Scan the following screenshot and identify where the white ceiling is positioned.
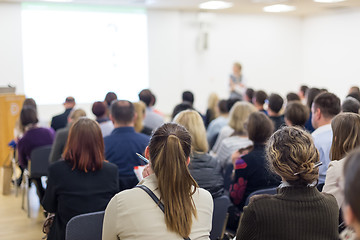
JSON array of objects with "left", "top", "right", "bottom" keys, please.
[{"left": 4, "top": 0, "right": 360, "bottom": 16}]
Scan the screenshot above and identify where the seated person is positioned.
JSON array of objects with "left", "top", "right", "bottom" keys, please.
[
  {"left": 102, "top": 123, "right": 213, "bottom": 240},
  {"left": 341, "top": 97, "right": 360, "bottom": 114},
  {"left": 207, "top": 99, "right": 229, "bottom": 149},
  {"left": 286, "top": 92, "right": 301, "bottom": 102},
  {"left": 284, "top": 101, "right": 309, "bottom": 128},
  {"left": 133, "top": 101, "right": 153, "bottom": 136},
  {"left": 92, "top": 101, "right": 114, "bottom": 137},
  {"left": 51, "top": 97, "right": 75, "bottom": 131},
  {"left": 268, "top": 93, "right": 285, "bottom": 131},
  {"left": 236, "top": 126, "right": 339, "bottom": 240},
  {"left": 252, "top": 90, "right": 268, "bottom": 115},
  {"left": 204, "top": 93, "right": 219, "bottom": 128},
  {"left": 138, "top": 89, "right": 164, "bottom": 131}
]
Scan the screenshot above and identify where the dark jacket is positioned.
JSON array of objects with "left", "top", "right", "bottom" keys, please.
[
  {"left": 49, "top": 126, "right": 70, "bottom": 163},
  {"left": 42, "top": 160, "right": 119, "bottom": 240},
  {"left": 51, "top": 108, "right": 72, "bottom": 131},
  {"left": 189, "top": 152, "right": 224, "bottom": 198}
]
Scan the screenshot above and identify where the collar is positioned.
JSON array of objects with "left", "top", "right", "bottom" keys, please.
[
  {"left": 111, "top": 126, "right": 135, "bottom": 134},
  {"left": 312, "top": 124, "right": 332, "bottom": 136}
]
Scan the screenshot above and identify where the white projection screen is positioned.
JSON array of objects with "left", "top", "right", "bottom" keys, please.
[{"left": 22, "top": 3, "right": 149, "bottom": 104}]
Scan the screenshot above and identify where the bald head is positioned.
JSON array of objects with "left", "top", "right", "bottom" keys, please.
[{"left": 110, "top": 100, "right": 135, "bottom": 125}]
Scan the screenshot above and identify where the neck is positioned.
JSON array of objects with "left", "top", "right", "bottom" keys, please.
[
  {"left": 114, "top": 122, "right": 134, "bottom": 128},
  {"left": 315, "top": 118, "right": 332, "bottom": 129},
  {"left": 268, "top": 110, "right": 279, "bottom": 117}
]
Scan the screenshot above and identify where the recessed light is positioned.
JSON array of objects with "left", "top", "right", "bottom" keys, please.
[
  {"left": 263, "top": 4, "right": 296, "bottom": 12},
  {"left": 199, "top": 1, "right": 234, "bottom": 10},
  {"left": 313, "top": 0, "right": 346, "bottom": 3}
]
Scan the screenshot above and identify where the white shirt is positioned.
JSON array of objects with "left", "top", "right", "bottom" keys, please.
[
  {"left": 144, "top": 107, "right": 164, "bottom": 130},
  {"left": 211, "top": 125, "right": 234, "bottom": 154},
  {"left": 312, "top": 124, "right": 333, "bottom": 184}
]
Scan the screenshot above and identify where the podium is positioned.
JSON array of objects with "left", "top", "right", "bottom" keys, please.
[{"left": 0, "top": 93, "right": 25, "bottom": 195}]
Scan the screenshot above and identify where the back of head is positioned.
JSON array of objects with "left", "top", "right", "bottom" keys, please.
[
  {"left": 218, "top": 99, "right": 228, "bottom": 114},
  {"left": 226, "top": 98, "right": 241, "bottom": 112},
  {"left": 104, "top": 92, "right": 118, "bottom": 107},
  {"left": 110, "top": 100, "right": 135, "bottom": 125},
  {"left": 20, "top": 106, "right": 38, "bottom": 127},
  {"left": 92, "top": 101, "right": 107, "bottom": 118},
  {"left": 254, "top": 90, "right": 268, "bottom": 105},
  {"left": 182, "top": 91, "right": 194, "bottom": 105},
  {"left": 174, "top": 110, "right": 208, "bottom": 153},
  {"left": 228, "top": 101, "right": 257, "bottom": 133},
  {"left": 268, "top": 93, "right": 284, "bottom": 113},
  {"left": 306, "top": 88, "right": 321, "bottom": 109},
  {"left": 247, "top": 112, "right": 274, "bottom": 144},
  {"left": 343, "top": 149, "right": 360, "bottom": 224},
  {"left": 342, "top": 97, "right": 360, "bottom": 114},
  {"left": 64, "top": 96, "right": 76, "bottom": 109},
  {"left": 300, "top": 85, "right": 309, "bottom": 97},
  {"left": 148, "top": 123, "right": 198, "bottom": 238},
  {"left": 347, "top": 92, "right": 360, "bottom": 103},
  {"left": 133, "top": 101, "right": 146, "bottom": 132},
  {"left": 286, "top": 92, "right": 301, "bottom": 102},
  {"left": 266, "top": 126, "right": 319, "bottom": 186},
  {"left": 313, "top": 92, "right": 341, "bottom": 119},
  {"left": 207, "top": 93, "right": 219, "bottom": 110},
  {"left": 138, "top": 89, "right": 153, "bottom": 107},
  {"left": 245, "top": 88, "right": 255, "bottom": 103},
  {"left": 171, "top": 103, "right": 194, "bottom": 120},
  {"left": 23, "top": 98, "right": 37, "bottom": 110},
  {"left": 330, "top": 113, "right": 360, "bottom": 161},
  {"left": 70, "top": 109, "right": 87, "bottom": 122},
  {"left": 349, "top": 86, "right": 360, "bottom": 94},
  {"left": 284, "top": 101, "right": 309, "bottom": 127},
  {"left": 63, "top": 118, "right": 104, "bottom": 172}
]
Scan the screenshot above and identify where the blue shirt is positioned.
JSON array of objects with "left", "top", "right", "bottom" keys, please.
[{"left": 104, "top": 127, "right": 150, "bottom": 177}]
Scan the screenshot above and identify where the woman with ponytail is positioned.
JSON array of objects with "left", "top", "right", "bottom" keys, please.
[{"left": 102, "top": 123, "right": 213, "bottom": 240}]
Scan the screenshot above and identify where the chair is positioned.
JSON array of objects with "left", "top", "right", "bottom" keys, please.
[
  {"left": 244, "top": 187, "right": 278, "bottom": 207},
  {"left": 223, "top": 163, "right": 234, "bottom": 191},
  {"left": 21, "top": 145, "right": 52, "bottom": 217},
  {"left": 66, "top": 211, "right": 105, "bottom": 240},
  {"left": 210, "top": 195, "right": 231, "bottom": 240}
]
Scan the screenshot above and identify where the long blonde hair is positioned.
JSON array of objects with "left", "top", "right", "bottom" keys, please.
[
  {"left": 174, "top": 110, "right": 208, "bottom": 153},
  {"left": 133, "top": 101, "right": 146, "bottom": 133},
  {"left": 148, "top": 123, "right": 198, "bottom": 238},
  {"left": 228, "top": 101, "right": 257, "bottom": 134}
]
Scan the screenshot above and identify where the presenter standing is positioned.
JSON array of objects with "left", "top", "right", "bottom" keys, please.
[{"left": 229, "top": 62, "right": 246, "bottom": 100}]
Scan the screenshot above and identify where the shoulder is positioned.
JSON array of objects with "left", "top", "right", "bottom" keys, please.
[
  {"left": 135, "top": 132, "right": 150, "bottom": 142},
  {"left": 194, "top": 187, "right": 213, "bottom": 205},
  {"left": 48, "top": 160, "right": 70, "bottom": 175},
  {"left": 102, "top": 161, "right": 119, "bottom": 173}
]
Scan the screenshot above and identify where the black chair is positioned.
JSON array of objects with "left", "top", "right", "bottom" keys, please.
[
  {"left": 223, "top": 163, "right": 234, "bottom": 192},
  {"left": 210, "top": 195, "right": 231, "bottom": 240},
  {"left": 21, "top": 145, "right": 52, "bottom": 217},
  {"left": 244, "top": 187, "right": 278, "bottom": 207},
  {"left": 66, "top": 211, "right": 105, "bottom": 240}
]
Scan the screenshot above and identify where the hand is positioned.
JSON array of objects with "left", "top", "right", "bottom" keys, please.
[{"left": 142, "top": 164, "right": 154, "bottom": 178}]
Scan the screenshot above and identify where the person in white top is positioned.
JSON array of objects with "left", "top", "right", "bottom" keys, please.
[
  {"left": 311, "top": 92, "right": 341, "bottom": 187},
  {"left": 322, "top": 113, "right": 360, "bottom": 208}
]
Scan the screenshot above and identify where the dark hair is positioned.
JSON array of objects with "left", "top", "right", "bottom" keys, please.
[
  {"left": 343, "top": 149, "right": 360, "bottom": 221},
  {"left": 300, "top": 85, "right": 309, "bottom": 96},
  {"left": 306, "top": 88, "right": 321, "bottom": 109},
  {"left": 182, "top": 91, "right": 194, "bottom": 105},
  {"left": 226, "top": 98, "right": 241, "bottom": 112},
  {"left": 110, "top": 100, "right": 135, "bottom": 124},
  {"left": 92, "top": 101, "right": 107, "bottom": 117},
  {"left": 104, "top": 92, "right": 118, "bottom": 107},
  {"left": 23, "top": 98, "right": 37, "bottom": 110},
  {"left": 171, "top": 103, "right": 194, "bottom": 120},
  {"left": 148, "top": 123, "right": 198, "bottom": 238},
  {"left": 313, "top": 92, "right": 341, "bottom": 119},
  {"left": 247, "top": 112, "right": 274, "bottom": 143},
  {"left": 138, "top": 89, "right": 153, "bottom": 107},
  {"left": 342, "top": 97, "right": 360, "bottom": 114},
  {"left": 284, "top": 102, "right": 309, "bottom": 127},
  {"left": 347, "top": 92, "right": 360, "bottom": 103},
  {"left": 245, "top": 88, "right": 255, "bottom": 103},
  {"left": 286, "top": 92, "right": 301, "bottom": 102},
  {"left": 20, "top": 106, "right": 38, "bottom": 127},
  {"left": 218, "top": 99, "right": 228, "bottom": 114},
  {"left": 65, "top": 96, "right": 75, "bottom": 103},
  {"left": 266, "top": 126, "right": 319, "bottom": 186},
  {"left": 63, "top": 118, "right": 104, "bottom": 172},
  {"left": 268, "top": 93, "right": 284, "bottom": 113},
  {"left": 349, "top": 86, "right": 360, "bottom": 94},
  {"left": 254, "top": 90, "right": 268, "bottom": 105}
]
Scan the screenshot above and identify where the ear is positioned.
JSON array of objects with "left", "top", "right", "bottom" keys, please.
[
  {"left": 133, "top": 112, "right": 138, "bottom": 122},
  {"left": 315, "top": 107, "right": 321, "bottom": 120},
  {"left": 343, "top": 204, "right": 356, "bottom": 227},
  {"left": 144, "top": 146, "right": 150, "bottom": 159},
  {"left": 186, "top": 156, "right": 190, "bottom": 166},
  {"left": 109, "top": 114, "right": 114, "bottom": 123}
]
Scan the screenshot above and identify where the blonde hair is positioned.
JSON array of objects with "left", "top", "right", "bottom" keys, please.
[
  {"left": 330, "top": 113, "right": 360, "bottom": 161},
  {"left": 266, "top": 126, "right": 319, "bottom": 186},
  {"left": 148, "top": 123, "right": 198, "bottom": 238},
  {"left": 174, "top": 110, "right": 208, "bottom": 153},
  {"left": 69, "top": 109, "right": 86, "bottom": 122},
  {"left": 207, "top": 93, "right": 219, "bottom": 120},
  {"left": 228, "top": 101, "right": 257, "bottom": 134},
  {"left": 133, "top": 101, "right": 146, "bottom": 133}
]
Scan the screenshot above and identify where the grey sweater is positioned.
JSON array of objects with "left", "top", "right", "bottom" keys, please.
[{"left": 237, "top": 186, "right": 339, "bottom": 240}]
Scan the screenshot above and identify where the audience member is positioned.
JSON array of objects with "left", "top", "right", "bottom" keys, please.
[
  {"left": 342, "top": 97, "right": 360, "bottom": 114},
  {"left": 138, "top": 89, "right": 164, "bottom": 131},
  {"left": 133, "top": 101, "right": 153, "bottom": 136},
  {"left": 207, "top": 99, "right": 229, "bottom": 149},
  {"left": 92, "top": 101, "right": 114, "bottom": 137},
  {"left": 229, "top": 62, "right": 244, "bottom": 100},
  {"left": 230, "top": 112, "right": 280, "bottom": 210},
  {"left": 236, "top": 126, "right": 339, "bottom": 240},
  {"left": 215, "top": 101, "right": 256, "bottom": 168},
  {"left": 171, "top": 90, "right": 196, "bottom": 119},
  {"left": 284, "top": 101, "right": 309, "bottom": 128},
  {"left": 298, "top": 85, "right": 309, "bottom": 104},
  {"left": 42, "top": 118, "right": 118, "bottom": 240},
  {"left": 243, "top": 88, "right": 254, "bottom": 103},
  {"left": 104, "top": 92, "right": 118, "bottom": 107},
  {"left": 17, "top": 106, "right": 55, "bottom": 201},
  {"left": 343, "top": 149, "right": 360, "bottom": 239},
  {"left": 104, "top": 100, "right": 150, "bottom": 191},
  {"left": 286, "top": 92, "right": 301, "bottom": 102},
  {"left": 311, "top": 92, "right": 341, "bottom": 189},
  {"left": 323, "top": 113, "right": 360, "bottom": 208},
  {"left": 102, "top": 123, "right": 213, "bottom": 240},
  {"left": 348, "top": 86, "right": 360, "bottom": 94},
  {"left": 252, "top": 90, "right": 268, "bottom": 115},
  {"left": 51, "top": 96, "right": 75, "bottom": 131},
  {"left": 205, "top": 92, "right": 219, "bottom": 128},
  {"left": 347, "top": 91, "right": 360, "bottom": 103},
  {"left": 305, "top": 87, "right": 321, "bottom": 132},
  {"left": 174, "top": 110, "right": 224, "bottom": 198},
  {"left": 49, "top": 109, "right": 86, "bottom": 163},
  {"left": 268, "top": 93, "right": 285, "bottom": 131}
]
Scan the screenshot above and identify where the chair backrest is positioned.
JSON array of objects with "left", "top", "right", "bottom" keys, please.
[
  {"left": 223, "top": 163, "right": 233, "bottom": 191},
  {"left": 30, "top": 145, "right": 52, "bottom": 178},
  {"left": 244, "top": 187, "right": 278, "bottom": 206},
  {"left": 66, "top": 211, "right": 105, "bottom": 240},
  {"left": 210, "top": 195, "right": 231, "bottom": 240}
]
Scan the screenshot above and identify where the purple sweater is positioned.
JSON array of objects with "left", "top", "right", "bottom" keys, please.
[{"left": 17, "top": 127, "right": 55, "bottom": 168}]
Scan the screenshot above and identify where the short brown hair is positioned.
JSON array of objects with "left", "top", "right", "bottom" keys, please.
[
  {"left": 63, "top": 118, "right": 104, "bottom": 172},
  {"left": 92, "top": 101, "right": 107, "bottom": 117},
  {"left": 254, "top": 90, "right": 268, "bottom": 105},
  {"left": 20, "top": 106, "right": 38, "bottom": 127},
  {"left": 313, "top": 92, "right": 340, "bottom": 119},
  {"left": 284, "top": 101, "right": 309, "bottom": 127},
  {"left": 110, "top": 100, "right": 135, "bottom": 124},
  {"left": 266, "top": 126, "right": 319, "bottom": 186},
  {"left": 247, "top": 112, "right": 274, "bottom": 144}
]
